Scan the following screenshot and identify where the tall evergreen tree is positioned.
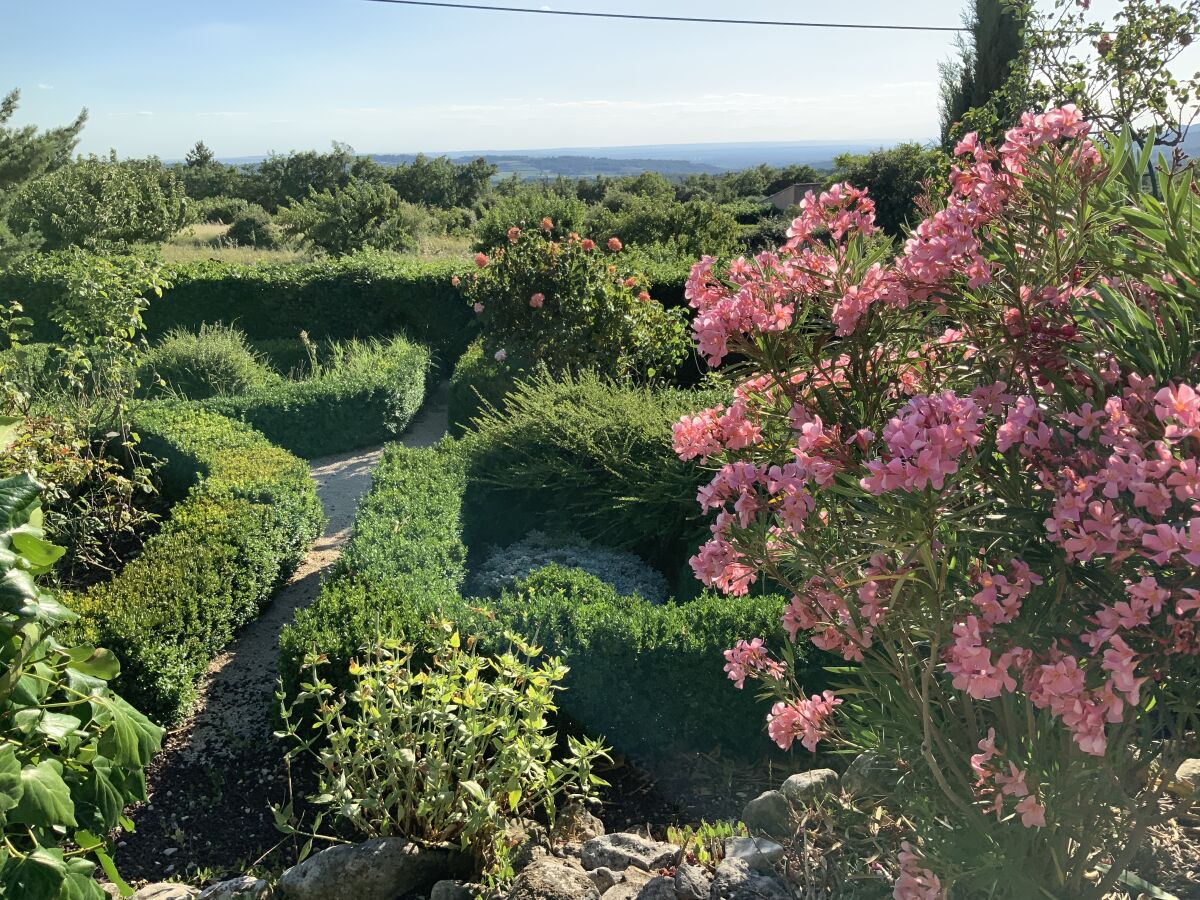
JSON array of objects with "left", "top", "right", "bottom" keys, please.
[
  {"left": 0, "top": 88, "right": 87, "bottom": 258},
  {"left": 939, "top": 0, "right": 1025, "bottom": 146},
  {"left": 184, "top": 139, "right": 215, "bottom": 168}
]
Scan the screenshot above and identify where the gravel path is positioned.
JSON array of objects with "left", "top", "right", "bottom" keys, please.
[{"left": 117, "top": 384, "right": 449, "bottom": 883}]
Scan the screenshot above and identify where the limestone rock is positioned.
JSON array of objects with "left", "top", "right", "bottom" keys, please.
[
  {"left": 197, "top": 878, "right": 271, "bottom": 900},
  {"left": 633, "top": 876, "right": 675, "bottom": 899},
  {"left": 1169, "top": 758, "right": 1200, "bottom": 798},
  {"left": 552, "top": 802, "right": 606, "bottom": 844},
  {"left": 709, "top": 859, "right": 790, "bottom": 900},
  {"left": 723, "top": 837, "right": 784, "bottom": 873},
  {"left": 673, "top": 863, "right": 712, "bottom": 900},
  {"left": 430, "top": 881, "right": 476, "bottom": 900},
  {"left": 581, "top": 833, "right": 679, "bottom": 872},
  {"left": 740, "top": 790, "right": 793, "bottom": 841},
  {"left": 779, "top": 769, "right": 839, "bottom": 807},
  {"left": 506, "top": 858, "right": 600, "bottom": 900},
  {"left": 132, "top": 886, "right": 199, "bottom": 900},
  {"left": 276, "top": 838, "right": 469, "bottom": 900},
  {"left": 587, "top": 867, "right": 621, "bottom": 893}
]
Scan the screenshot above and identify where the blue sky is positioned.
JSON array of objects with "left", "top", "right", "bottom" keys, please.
[{"left": 0, "top": 0, "right": 1172, "bottom": 158}]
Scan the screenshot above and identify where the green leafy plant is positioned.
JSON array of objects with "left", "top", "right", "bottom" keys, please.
[
  {"left": 666, "top": 820, "right": 747, "bottom": 870},
  {"left": 0, "top": 473, "right": 162, "bottom": 899},
  {"left": 275, "top": 626, "right": 609, "bottom": 885}
]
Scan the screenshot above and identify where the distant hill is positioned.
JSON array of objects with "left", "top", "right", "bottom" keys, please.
[{"left": 217, "top": 139, "right": 927, "bottom": 178}]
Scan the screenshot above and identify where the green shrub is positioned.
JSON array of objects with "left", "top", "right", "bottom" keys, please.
[
  {"left": 225, "top": 203, "right": 279, "bottom": 248},
  {"left": 187, "top": 336, "right": 429, "bottom": 458},
  {"left": 462, "top": 373, "right": 717, "bottom": 586},
  {"left": 138, "top": 323, "right": 275, "bottom": 400},
  {"left": 459, "top": 228, "right": 689, "bottom": 382},
  {"left": 447, "top": 338, "right": 516, "bottom": 436},
  {"left": 191, "top": 195, "right": 250, "bottom": 224},
  {"left": 277, "top": 179, "right": 427, "bottom": 255},
  {"left": 72, "top": 405, "right": 323, "bottom": 724},
  {"left": 10, "top": 154, "right": 189, "bottom": 250},
  {"left": 0, "top": 473, "right": 163, "bottom": 900},
  {"left": 278, "top": 630, "right": 607, "bottom": 885}
]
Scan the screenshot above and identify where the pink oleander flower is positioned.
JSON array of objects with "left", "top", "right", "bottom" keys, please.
[
  {"left": 607, "top": 236, "right": 623, "bottom": 252},
  {"left": 861, "top": 391, "right": 984, "bottom": 494},
  {"left": 723, "top": 638, "right": 784, "bottom": 689},
  {"left": 894, "top": 842, "right": 944, "bottom": 900},
  {"left": 529, "top": 292, "right": 545, "bottom": 308},
  {"left": 766, "top": 690, "right": 841, "bottom": 751},
  {"left": 493, "top": 348, "right": 507, "bottom": 363},
  {"left": 474, "top": 252, "right": 489, "bottom": 268}
]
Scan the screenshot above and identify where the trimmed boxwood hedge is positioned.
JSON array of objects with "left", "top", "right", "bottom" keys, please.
[
  {"left": 182, "top": 336, "right": 430, "bottom": 459},
  {"left": 1, "top": 250, "right": 475, "bottom": 366},
  {"left": 279, "top": 439, "right": 822, "bottom": 761},
  {"left": 71, "top": 405, "right": 324, "bottom": 725}
]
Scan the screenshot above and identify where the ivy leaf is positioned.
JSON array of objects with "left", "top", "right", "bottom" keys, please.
[
  {"left": 97, "top": 696, "right": 163, "bottom": 768},
  {"left": 10, "top": 759, "right": 77, "bottom": 827},
  {"left": 0, "top": 745, "right": 23, "bottom": 815},
  {"left": 66, "top": 646, "right": 121, "bottom": 681},
  {"left": 76, "top": 757, "right": 127, "bottom": 831},
  {"left": 4, "top": 846, "right": 67, "bottom": 900}
]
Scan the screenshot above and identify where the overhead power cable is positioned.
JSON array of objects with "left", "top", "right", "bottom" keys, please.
[{"left": 356, "top": 0, "right": 967, "bottom": 33}]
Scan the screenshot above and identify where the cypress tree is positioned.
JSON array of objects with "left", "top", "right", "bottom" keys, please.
[{"left": 939, "top": 0, "right": 1025, "bottom": 147}]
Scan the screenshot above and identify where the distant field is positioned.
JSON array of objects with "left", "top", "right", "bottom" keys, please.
[
  {"left": 160, "top": 223, "right": 308, "bottom": 265},
  {"left": 159, "top": 224, "right": 471, "bottom": 265}
]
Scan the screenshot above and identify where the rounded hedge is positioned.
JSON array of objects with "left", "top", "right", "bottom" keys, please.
[
  {"left": 226, "top": 203, "right": 278, "bottom": 248},
  {"left": 139, "top": 324, "right": 276, "bottom": 400}
]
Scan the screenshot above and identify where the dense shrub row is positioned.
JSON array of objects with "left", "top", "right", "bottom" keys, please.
[
  {"left": 1, "top": 250, "right": 474, "bottom": 364},
  {"left": 279, "top": 439, "right": 819, "bottom": 760},
  {"left": 173, "top": 336, "right": 430, "bottom": 459},
  {"left": 71, "top": 405, "right": 323, "bottom": 724}
]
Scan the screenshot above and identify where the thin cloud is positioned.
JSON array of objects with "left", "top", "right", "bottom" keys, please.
[
  {"left": 196, "top": 111, "right": 249, "bottom": 118},
  {"left": 36, "top": 83, "right": 53, "bottom": 90}
]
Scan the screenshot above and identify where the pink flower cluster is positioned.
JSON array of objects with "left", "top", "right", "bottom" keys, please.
[
  {"left": 766, "top": 690, "right": 841, "bottom": 751},
  {"left": 672, "top": 399, "right": 763, "bottom": 462},
  {"left": 723, "top": 638, "right": 784, "bottom": 689},
  {"left": 861, "top": 391, "right": 984, "bottom": 493},
  {"left": 781, "top": 559, "right": 895, "bottom": 662},
  {"left": 785, "top": 182, "right": 877, "bottom": 247},
  {"left": 970, "top": 729, "right": 1047, "bottom": 828},
  {"left": 893, "top": 842, "right": 944, "bottom": 900}
]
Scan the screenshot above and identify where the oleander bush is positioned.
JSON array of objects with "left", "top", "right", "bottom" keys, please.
[
  {"left": 468, "top": 531, "right": 669, "bottom": 603},
  {"left": 671, "top": 117, "right": 1200, "bottom": 895},
  {"left": 188, "top": 335, "right": 429, "bottom": 458},
  {"left": 71, "top": 404, "right": 322, "bottom": 723},
  {"left": 138, "top": 323, "right": 275, "bottom": 400}
]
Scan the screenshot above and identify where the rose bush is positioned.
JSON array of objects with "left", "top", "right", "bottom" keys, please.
[
  {"left": 674, "top": 109, "right": 1200, "bottom": 897},
  {"left": 458, "top": 222, "right": 689, "bottom": 382}
]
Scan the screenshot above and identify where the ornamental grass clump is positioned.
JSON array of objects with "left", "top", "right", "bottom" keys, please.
[
  {"left": 458, "top": 222, "right": 689, "bottom": 381},
  {"left": 275, "top": 626, "right": 609, "bottom": 886},
  {"left": 673, "top": 109, "right": 1200, "bottom": 897}
]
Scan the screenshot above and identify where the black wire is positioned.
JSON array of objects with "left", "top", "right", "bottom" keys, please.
[{"left": 355, "top": 0, "right": 967, "bottom": 33}]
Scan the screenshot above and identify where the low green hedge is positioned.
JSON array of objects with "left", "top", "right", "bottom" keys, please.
[
  {"left": 184, "top": 336, "right": 430, "bottom": 459},
  {"left": 1, "top": 250, "right": 475, "bottom": 366},
  {"left": 279, "top": 439, "right": 821, "bottom": 761},
  {"left": 73, "top": 405, "right": 324, "bottom": 724}
]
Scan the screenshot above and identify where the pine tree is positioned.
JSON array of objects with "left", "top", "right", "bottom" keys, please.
[
  {"left": 0, "top": 88, "right": 87, "bottom": 258},
  {"left": 184, "top": 139, "right": 215, "bottom": 168},
  {"left": 939, "top": 0, "right": 1025, "bottom": 146}
]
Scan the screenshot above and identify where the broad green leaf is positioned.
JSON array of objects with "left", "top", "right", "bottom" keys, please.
[
  {"left": 10, "top": 759, "right": 77, "bottom": 827},
  {"left": 97, "top": 696, "right": 163, "bottom": 767},
  {"left": 5, "top": 847, "right": 68, "bottom": 900},
  {"left": 66, "top": 647, "right": 120, "bottom": 681},
  {"left": 0, "top": 745, "right": 23, "bottom": 814}
]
